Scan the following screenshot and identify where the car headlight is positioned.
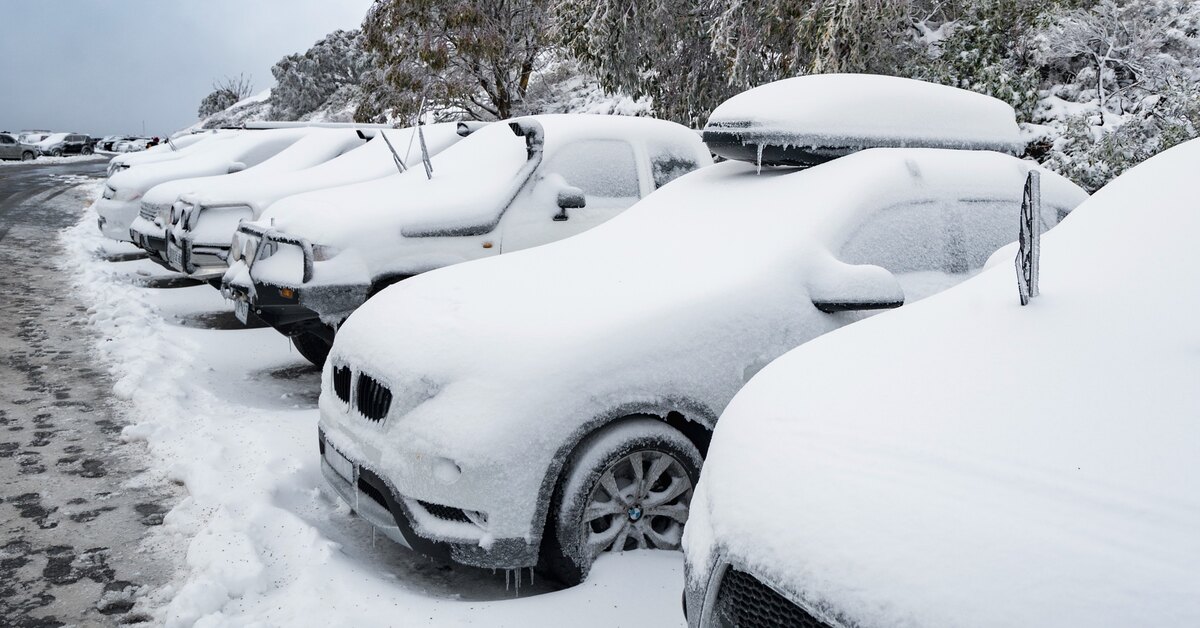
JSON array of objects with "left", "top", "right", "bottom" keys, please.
[{"left": 312, "top": 244, "right": 341, "bottom": 262}]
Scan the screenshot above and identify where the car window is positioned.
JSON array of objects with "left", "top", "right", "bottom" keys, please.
[
  {"left": 0, "top": 135, "right": 13, "bottom": 144},
  {"left": 648, "top": 141, "right": 702, "bottom": 189},
  {"left": 544, "top": 140, "right": 640, "bottom": 199},
  {"left": 841, "top": 200, "right": 953, "bottom": 274}
]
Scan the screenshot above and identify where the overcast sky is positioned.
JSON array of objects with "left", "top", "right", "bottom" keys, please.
[{"left": 0, "top": 0, "right": 373, "bottom": 137}]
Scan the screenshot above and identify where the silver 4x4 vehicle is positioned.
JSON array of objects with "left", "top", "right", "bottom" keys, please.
[
  {"left": 0, "top": 133, "right": 38, "bottom": 161},
  {"left": 221, "top": 114, "right": 711, "bottom": 365}
]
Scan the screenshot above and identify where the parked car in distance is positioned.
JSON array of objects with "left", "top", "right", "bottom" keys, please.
[
  {"left": 114, "top": 138, "right": 151, "bottom": 153},
  {"left": 95, "top": 128, "right": 311, "bottom": 242},
  {"left": 18, "top": 130, "right": 52, "bottom": 145},
  {"left": 221, "top": 114, "right": 710, "bottom": 365},
  {"left": 97, "top": 135, "right": 131, "bottom": 151},
  {"left": 153, "top": 124, "right": 467, "bottom": 283},
  {"left": 0, "top": 133, "right": 39, "bottom": 161},
  {"left": 311, "top": 77, "right": 1088, "bottom": 586},
  {"left": 35, "top": 133, "right": 94, "bottom": 156},
  {"left": 682, "top": 138, "right": 1200, "bottom": 628}
]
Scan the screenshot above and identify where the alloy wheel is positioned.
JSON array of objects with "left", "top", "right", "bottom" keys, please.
[{"left": 582, "top": 450, "right": 693, "bottom": 557}]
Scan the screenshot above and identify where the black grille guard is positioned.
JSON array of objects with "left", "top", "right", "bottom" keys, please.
[{"left": 236, "top": 223, "right": 315, "bottom": 284}]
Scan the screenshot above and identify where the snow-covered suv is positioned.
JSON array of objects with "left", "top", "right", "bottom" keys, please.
[
  {"left": 147, "top": 124, "right": 465, "bottom": 281},
  {"left": 681, "top": 138, "right": 1200, "bottom": 628},
  {"left": 95, "top": 128, "right": 311, "bottom": 242},
  {"left": 221, "top": 114, "right": 710, "bottom": 365},
  {"left": 314, "top": 76, "right": 1088, "bottom": 586}
]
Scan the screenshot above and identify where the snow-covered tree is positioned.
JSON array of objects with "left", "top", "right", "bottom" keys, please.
[
  {"left": 361, "top": 0, "right": 554, "bottom": 121},
  {"left": 268, "top": 30, "right": 372, "bottom": 121},
  {"left": 557, "top": 0, "right": 729, "bottom": 126},
  {"left": 1034, "top": 0, "right": 1198, "bottom": 123}
]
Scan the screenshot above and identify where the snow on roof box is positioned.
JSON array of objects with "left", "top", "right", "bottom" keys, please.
[{"left": 704, "top": 74, "right": 1025, "bottom": 168}]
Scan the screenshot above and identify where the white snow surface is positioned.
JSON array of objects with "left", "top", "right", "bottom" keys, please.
[
  {"left": 684, "top": 139, "right": 1200, "bottom": 627},
  {"left": 321, "top": 148, "right": 1085, "bottom": 543},
  {"left": 706, "top": 74, "right": 1024, "bottom": 153},
  {"left": 239, "top": 114, "right": 704, "bottom": 288},
  {"left": 176, "top": 124, "right": 463, "bottom": 220},
  {"left": 63, "top": 184, "right": 690, "bottom": 626},
  {"left": 108, "top": 132, "right": 227, "bottom": 171},
  {"left": 140, "top": 128, "right": 369, "bottom": 213}
]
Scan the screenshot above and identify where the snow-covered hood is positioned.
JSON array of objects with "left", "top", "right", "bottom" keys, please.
[
  {"left": 107, "top": 128, "right": 311, "bottom": 196},
  {"left": 109, "top": 131, "right": 223, "bottom": 170},
  {"left": 181, "top": 124, "right": 463, "bottom": 216},
  {"left": 685, "top": 139, "right": 1200, "bottom": 627},
  {"left": 331, "top": 148, "right": 1086, "bottom": 455}
]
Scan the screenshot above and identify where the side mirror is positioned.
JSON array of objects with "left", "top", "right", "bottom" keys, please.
[
  {"left": 554, "top": 186, "right": 586, "bottom": 221},
  {"left": 227, "top": 162, "right": 247, "bottom": 174},
  {"left": 810, "top": 261, "right": 904, "bottom": 313}
]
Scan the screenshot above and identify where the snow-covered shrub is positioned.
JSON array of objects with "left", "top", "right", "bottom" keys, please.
[
  {"left": 197, "top": 74, "right": 255, "bottom": 119},
  {"left": 1044, "top": 83, "right": 1200, "bottom": 192}
]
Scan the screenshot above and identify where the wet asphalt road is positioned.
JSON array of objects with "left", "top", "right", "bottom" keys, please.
[{"left": 0, "top": 159, "right": 175, "bottom": 627}]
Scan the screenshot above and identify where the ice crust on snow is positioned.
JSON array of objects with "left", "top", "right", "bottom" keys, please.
[
  {"left": 684, "top": 139, "right": 1200, "bottom": 628},
  {"left": 319, "top": 147, "right": 1086, "bottom": 546},
  {"left": 706, "top": 74, "right": 1024, "bottom": 153}
]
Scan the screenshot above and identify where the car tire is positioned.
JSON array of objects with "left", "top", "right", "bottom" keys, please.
[
  {"left": 49, "top": 148, "right": 62, "bottom": 157},
  {"left": 21, "top": 151, "right": 35, "bottom": 161},
  {"left": 540, "top": 417, "right": 702, "bottom": 587},
  {"left": 82, "top": 146, "right": 94, "bottom": 155},
  {"left": 291, "top": 332, "right": 331, "bottom": 367}
]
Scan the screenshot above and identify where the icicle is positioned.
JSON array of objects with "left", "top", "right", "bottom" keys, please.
[
  {"left": 514, "top": 567, "right": 521, "bottom": 596},
  {"left": 505, "top": 568, "right": 510, "bottom": 591},
  {"left": 372, "top": 526, "right": 376, "bottom": 548},
  {"left": 756, "top": 143, "right": 764, "bottom": 175}
]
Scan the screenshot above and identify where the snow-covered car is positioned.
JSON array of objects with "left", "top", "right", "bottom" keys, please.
[
  {"left": 221, "top": 114, "right": 709, "bottom": 365},
  {"left": 18, "top": 131, "right": 52, "bottom": 145},
  {"left": 126, "top": 128, "right": 384, "bottom": 269},
  {"left": 312, "top": 77, "right": 1088, "bottom": 585},
  {"left": 0, "top": 133, "right": 39, "bottom": 161},
  {"left": 113, "top": 138, "right": 151, "bottom": 153},
  {"left": 681, "top": 138, "right": 1200, "bottom": 628},
  {"left": 152, "top": 124, "right": 466, "bottom": 282},
  {"left": 106, "top": 131, "right": 221, "bottom": 177},
  {"left": 95, "top": 128, "right": 310, "bottom": 242},
  {"left": 34, "top": 133, "right": 94, "bottom": 156}
]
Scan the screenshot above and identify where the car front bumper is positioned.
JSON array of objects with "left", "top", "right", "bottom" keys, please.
[
  {"left": 128, "top": 216, "right": 167, "bottom": 263},
  {"left": 95, "top": 198, "right": 139, "bottom": 242},
  {"left": 318, "top": 429, "right": 540, "bottom": 569},
  {"left": 221, "top": 279, "right": 335, "bottom": 340}
]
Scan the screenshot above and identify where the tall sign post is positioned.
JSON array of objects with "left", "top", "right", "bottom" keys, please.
[{"left": 1016, "top": 170, "right": 1042, "bottom": 306}]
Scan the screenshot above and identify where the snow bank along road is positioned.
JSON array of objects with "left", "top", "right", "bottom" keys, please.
[
  {"left": 0, "top": 158, "right": 176, "bottom": 627},
  {"left": 5, "top": 162, "right": 686, "bottom": 626}
]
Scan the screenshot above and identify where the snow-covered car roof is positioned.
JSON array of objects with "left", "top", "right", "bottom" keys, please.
[
  {"left": 107, "top": 128, "right": 312, "bottom": 194},
  {"left": 177, "top": 124, "right": 463, "bottom": 214},
  {"left": 684, "top": 139, "right": 1200, "bottom": 627},
  {"left": 329, "top": 148, "right": 1085, "bottom": 462},
  {"left": 704, "top": 74, "right": 1024, "bottom": 166},
  {"left": 256, "top": 114, "right": 702, "bottom": 246}
]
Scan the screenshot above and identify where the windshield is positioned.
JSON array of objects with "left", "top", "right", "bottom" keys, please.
[{"left": 39, "top": 133, "right": 69, "bottom": 145}]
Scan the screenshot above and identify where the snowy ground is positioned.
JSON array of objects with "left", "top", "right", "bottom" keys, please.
[
  {"left": 0, "top": 155, "right": 109, "bottom": 168},
  {"left": 63, "top": 183, "right": 686, "bottom": 627}
]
